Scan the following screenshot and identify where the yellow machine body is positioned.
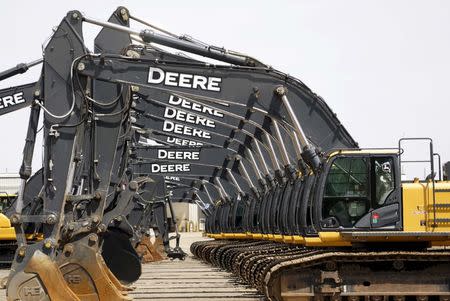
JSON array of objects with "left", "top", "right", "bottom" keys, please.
[
  {"left": 0, "top": 213, "right": 16, "bottom": 240},
  {"left": 402, "top": 181, "right": 450, "bottom": 232}
]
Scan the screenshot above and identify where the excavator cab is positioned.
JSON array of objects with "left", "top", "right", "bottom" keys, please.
[{"left": 316, "top": 150, "right": 402, "bottom": 231}]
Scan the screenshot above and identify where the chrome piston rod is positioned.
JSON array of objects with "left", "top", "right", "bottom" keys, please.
[{"left": 275, "top": 86, "right": 321, "bottom": 170}]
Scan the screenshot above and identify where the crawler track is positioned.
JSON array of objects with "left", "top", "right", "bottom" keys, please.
[
  {"left": 192, "top": 240, "right": 450, "bottom": 301},
  {"left": 0, "top": 241, "right": 16, "bottom": 265}
]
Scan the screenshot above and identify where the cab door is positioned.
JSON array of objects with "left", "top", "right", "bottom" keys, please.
[{"left": 317, "top": 154, "right": 402, "bottom": 231}]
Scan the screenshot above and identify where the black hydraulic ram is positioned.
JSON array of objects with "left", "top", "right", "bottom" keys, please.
[
  {"left": 82, "top": 15, "right": 255, "bottom": 66},
  {"left": 0, "top": 59, "right": 42, "bottom": 82}
]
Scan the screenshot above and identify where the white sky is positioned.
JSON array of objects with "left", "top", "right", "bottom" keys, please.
[{"left": 0, "top": 0, "right": 449, "bottom": 178}]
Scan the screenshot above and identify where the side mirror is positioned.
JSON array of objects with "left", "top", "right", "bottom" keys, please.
[{"left": 425, "top": 172, "right": 436, "bottom": 181}]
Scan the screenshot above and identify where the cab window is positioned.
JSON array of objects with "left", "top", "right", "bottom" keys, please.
[
  {"left": 323, "top": 157, "right": 369, "bottom": 227},
  {"left": 322, "top": 156, "right": 396, "bottom": 228},
  {"left": 325, "top": 157, "right": 368, "bottom": 198},
  {"left": 373, "top": 157, "right": 395, "bottom": 205}
]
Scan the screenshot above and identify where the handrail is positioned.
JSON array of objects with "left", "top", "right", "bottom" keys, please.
[{"left": 398, "top": 137, "right": 436, "bottom": 227}]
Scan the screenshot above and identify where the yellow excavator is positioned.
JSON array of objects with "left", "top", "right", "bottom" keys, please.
[{"left": 195, "top": 138, "right": 450, "bottom": 299}]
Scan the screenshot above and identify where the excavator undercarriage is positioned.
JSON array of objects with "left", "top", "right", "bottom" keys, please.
[{"left": 192, "top": 240, "right": 450, "bottom": 300}]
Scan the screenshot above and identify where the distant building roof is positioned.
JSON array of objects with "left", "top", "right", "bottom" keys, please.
[{"left": 0, "top": 173, "right": 20, "bottom": 195}]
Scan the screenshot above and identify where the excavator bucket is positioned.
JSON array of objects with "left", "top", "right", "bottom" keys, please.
[
  {"left": 135, "top": 235, "right": 165, "bottom": 263},
  {"left": 56, "top": 239, "right": 132, "bottom": 301},
  {"left": 153, "top": 237, "right": 166, "bottom": 259},
  {"left": 101, "top": 229, "right": 142, "bottom": 284},
  {"left": 7, "top": 250, "right": 80, "bottom": 301},
  {"left": 7, "top": 240, "right": 133, "bottom": 301}
]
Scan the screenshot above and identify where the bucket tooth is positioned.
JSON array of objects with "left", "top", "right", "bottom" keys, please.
[
  {"left": 102, "top": 259, "right": 134, "bottom": 292},
  {"left": 7, "top": 250, "right": 80, "bottom": 301},
  {"left": 153, "top": 237, "right": 165, "bottom": 254}
]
